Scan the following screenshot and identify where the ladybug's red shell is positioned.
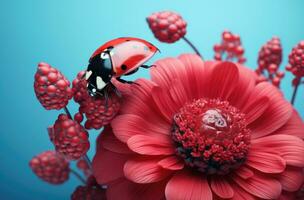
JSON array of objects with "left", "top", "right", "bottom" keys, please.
[{"left": 90, "top": 37, "right": 158, "bottom": 77}]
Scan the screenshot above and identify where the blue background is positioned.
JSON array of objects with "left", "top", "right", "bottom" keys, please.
[{"left": 0, "top": 0, "right": 303, "bottom": 199}]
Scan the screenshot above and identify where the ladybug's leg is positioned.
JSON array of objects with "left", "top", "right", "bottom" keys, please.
[
  {"left": 124, "top": 68, "right": 139, "bottom": 76},
  {"left": 141, "top": 64, "right": 156, "bottom": 69},
  {"left": 116, "top": 77, "right": 139, "bottom": 85}
]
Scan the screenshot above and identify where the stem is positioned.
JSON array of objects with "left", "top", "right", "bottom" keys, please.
[
  {"left": 70, "top": 169, "right": 86, "bottom": 184},
  {"left": 291, "top": 77, "right": 302, "bottom": 105},
  {"left": 64, "top": 106, "right": 73, "bottom": 119},
  {"left": 182, "top": 36, "right": 202, "bottom": 58},
  {"left": 83, "top": 154, "right": 92, "bottom": 170}
]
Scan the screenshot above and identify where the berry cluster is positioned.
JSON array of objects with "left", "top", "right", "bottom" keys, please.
[
  {"left": 213, "top": 30, "right": 246, "bottom": 64},
  {"left": 29, "top": 151, "right": 70, "bottom": 184},
  {"left": 286, "top": 41, "right": 304, "bottom": 86},
  {"left": 34, "top": 62, "right": 73, "bottom": 110},
  {"left": 72, "top": 71, "right": 121, "bottom": 130},
  {"left": 71, "top": 176, "right": 106, "bottom": 200},
  {"left": 53, "top": 114, "right": 90, "bottom": 160},
  {"left": 256, "top": 37, "right": 284, "bottom": 87},
  {"left": 147, "top": 11, "right": 187, "bottom": 43}
]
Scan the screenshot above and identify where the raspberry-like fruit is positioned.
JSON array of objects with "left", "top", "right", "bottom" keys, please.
[
  {"left": 53, "top": 114, "right": 90, "bottom": 160},
  {"left": 72, "top": 71, "right": 121, "bottom": 130},
  {"left": 29, "top": 150, "right": 70, "bottom": 184},
  {"left": 147, "top": 11, "right": 187, "bottom": 43},
  {"left": 71, "top": 176, "right": 106, "bottom": 200},
  {"left": 213, "top": 30, "right": 246, "bottom": 64},
  {"left": 257, "top": 37, "right": 282, "bottom": 73},
  {"left": 256, "top": 37, "right": 284, "bottom": 87},
  {"left": 286, "top": 41, "right": 304, "bottom": 81},
  {"left": 34, "top": 62, "right": 73, "bottom": 110}
]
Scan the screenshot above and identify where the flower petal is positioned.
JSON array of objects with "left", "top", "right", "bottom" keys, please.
[
  {"left": 178, "top": 54, "right": 210, "bottom": 99},
  {"left": 151, "top": 57, "right": 187, "bottom": 90},
  {"left": 127, "top": 135, "right": 175, "bottom": 155},
  {"left": 120, "top": 79, "right": 170, "bottom": 129},
  {"left": 92, "top": 148, "right": 129, "bottom": 184},
  {"left": 278, "top": 167, "right": 304, "bottom": 192},
  {"left": 165, "top": 171, "right": 213, "bottom": 200},
  {"left": 100, "top": 127, "right": 133, "bottom": 154},
  {"left": 232, "top": 173, "right": 281, "bottom": 199},
  {"left": 234, "top": 165, "right": 254, "bottom": 179},
  {"left": 251, "top": 134, "right": 304, "bottom": 167},
  {"left": 210, "top": 177, "right": 234, "bottom": 199},
  {"left": 112, "top": 114, "right": 170, "bottom": 143},
  {"left": 158, "top": 156, "right": 184, "bottom": 170},
  {"left": 246, "top": 150, "right": 286, "bottom": 174},
  {"left": 207, "top": 61, "right": 239, "bottom": 100},
  {"left": 248, "top": 82, "right": 292, "bottom": 139},
  {"left": 275, "top": 109, "right": 304, "bottom": 139},
  {"left": 124, "top": 157, "right": 172, "bottom": 184},
  {"left": 227, "top": 63, "right": 256, "bottom": 109},
  {"left": 231, "top": 183, "right": 257, "bottom": 200},
  {"left": 106, "top": 178, "right": 167, "bottom": 200},
  {"left": 151, "top": 86, "right": 179, "bottom": 122},
  {"left": 169, "top": 79, "right": 189, "bottom": 109},
  {"left": 242, "top": 96, "right": 269, "bottom": 124}
]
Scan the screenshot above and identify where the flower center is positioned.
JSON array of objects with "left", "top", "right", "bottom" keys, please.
[{"left": 172, "top": 98, "right": 251, "bottom": 175}]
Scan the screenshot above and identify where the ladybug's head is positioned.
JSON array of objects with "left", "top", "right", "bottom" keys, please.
[{"left": 85, "top": 49, "right": 113, "bottom": 97}]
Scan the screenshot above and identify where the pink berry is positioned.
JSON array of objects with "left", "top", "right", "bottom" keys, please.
[
  {"left": 34, "top": 62, "right": 73, "bottom": 110},
  {"left": 147, "top": 11, "right": 187, "bottom": 43},
  {"left": 29, "top": 151, "right": 70, "bottom": 184},
  {"left": 71, "top": 176, "right": 106, "bottom": 200},
  {"left": 213, "top": 30, "right": 246, "bottom": 64},
  {"left": 286, "top": 40, "right": 304, "bottom": 78},
  {"left": 257, "top": 37, "right": 282, "bottom": 75},
  {"left": 53, "top": 114, "right": 90, "bottom": 160}
]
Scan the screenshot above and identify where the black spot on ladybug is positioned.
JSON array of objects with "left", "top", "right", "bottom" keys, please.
[
  {"left": 125, "top": 39, "right": 130, "bottom": 41},
  {"left": 121, "top": 64, "right": 127, "bottom": 70}
]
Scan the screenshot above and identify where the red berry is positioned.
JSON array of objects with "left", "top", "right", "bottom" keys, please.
[
  {"left": 72, "top": 71, "right": 121, "bottom": 130},
  {"left": 71, "top": 176, "right": 106, "bottom": 200},
  {"left": 74, "top": 112, "right": 84, "bottom": 123},
  {"left": 257, "top": 37, "right": 282, "bottom": 75},
  {"left": 213, "top": 30, "right": 246, "bottom": 64},
  {"left": 34, "top": 62, "right": 73, "bottom": 110},
  {"left": 29, "top": 151, "right": 70, "bottom": 184},
  {"left": 147, "top": 11, "right": 187, "bottom": 43},
  {"left": 286, "top": 40, "right": 304, "bottom": 78},
  {"left": 53, "top": 114, "right": 90, "bottom": 160},
  {"left": 272, "top": 76, "right": 281, "bottom": 87}
]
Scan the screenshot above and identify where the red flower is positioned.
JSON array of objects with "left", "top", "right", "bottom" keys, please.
[{"left": 93, "top": 54, "right": 304, "bottom": 200}]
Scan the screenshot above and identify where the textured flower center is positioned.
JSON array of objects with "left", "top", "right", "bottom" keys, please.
[{"left": 172, "top": 98, "right": 251, "bottom": 175}]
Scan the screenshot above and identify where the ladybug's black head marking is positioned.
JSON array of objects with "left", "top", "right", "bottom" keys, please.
[{"left": 86, "top": 50, "right": 114, "bottom": 97}]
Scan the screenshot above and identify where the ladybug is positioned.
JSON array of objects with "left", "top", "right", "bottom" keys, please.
[{"left": 84, "top": 37, "right": 159, "bottom": 97}]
